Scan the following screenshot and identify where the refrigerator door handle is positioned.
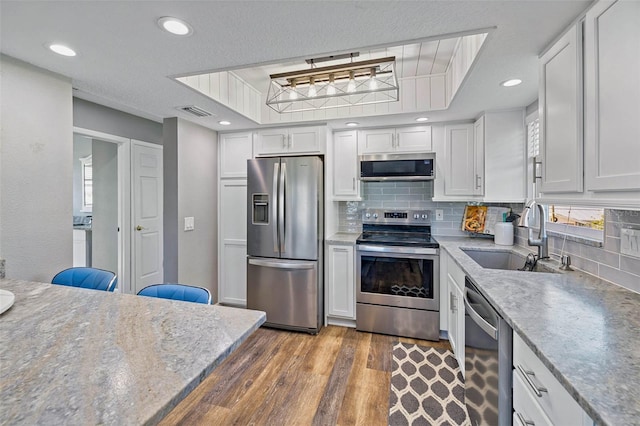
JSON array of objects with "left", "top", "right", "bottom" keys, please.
[
  {"left": 279, "top": 162, "right": 287, "bottom": 253},
  {"left": 272, "top": 162, "right": 280, "bottom": 254},
  {"left": 248, "top": 258, "right": 316, "bottom": 270}
]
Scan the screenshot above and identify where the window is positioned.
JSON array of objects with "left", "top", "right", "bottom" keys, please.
[
  {"left": 547, "top": 205, "right": 604, "bottom": 241},
  {"left": 80, "top": 155, "right": 92, "bottom": 212},
  {"left": 526, "top": 113, "right": 540, "bottom": 200}
]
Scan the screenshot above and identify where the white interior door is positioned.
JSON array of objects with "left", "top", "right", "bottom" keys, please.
[{"left": 132, "top": 141, "right": 163, "bottom": 294}]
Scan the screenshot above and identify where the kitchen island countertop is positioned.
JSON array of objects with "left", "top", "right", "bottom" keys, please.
[
  {"left": 436, "top": 237, "right": 640, "bottom": 426},
  {"left": 0, "top": 279, "right": 265, "bottom": 425}
]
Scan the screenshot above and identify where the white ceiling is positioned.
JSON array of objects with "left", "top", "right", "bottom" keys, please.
[{"left": 0, "top": 1, "right": 593, "bottom": 131}]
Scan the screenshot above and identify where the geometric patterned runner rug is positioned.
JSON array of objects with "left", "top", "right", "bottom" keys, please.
[{"left": 389, "top": 343, "right": 470, "bottom": 426}]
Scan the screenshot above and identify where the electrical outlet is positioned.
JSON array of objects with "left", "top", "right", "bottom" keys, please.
[
  {"left": 435, "top": 209, "right": 444, "bottom": 221},
  {"left": 184, "top": 216, "right": 195, "bottom": 231},
  {"left": 621, "top": 227, "right": 640, "bottom": 258}
]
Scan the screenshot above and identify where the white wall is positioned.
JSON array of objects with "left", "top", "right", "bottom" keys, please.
[
  {"left": 0, "top": 55, "right": 73, "bottom": 281},
  {"left": 163, "top": 118, "right": 218, "bottom": 297}
]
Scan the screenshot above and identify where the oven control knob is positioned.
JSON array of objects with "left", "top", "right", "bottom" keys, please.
[
  {"left": 413, "top": 214, "right": 420, "bottom": 219},
  {"left": 372, "top": 213, "right": 378, "bottom": 219},
  {"left": 421, "top": 214, "right": 428, "bottom": 219},
  {"left": 365, "top": 213, "right": 371, "bottom": 218}
]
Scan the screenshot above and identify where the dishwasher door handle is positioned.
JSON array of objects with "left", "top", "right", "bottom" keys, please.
[{"left": 464, "top": 288, "right": 498, "bottom": 340}]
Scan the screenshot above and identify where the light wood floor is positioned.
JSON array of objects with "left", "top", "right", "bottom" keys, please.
[{"left": 160, "top": 325, "right": 451, "bottom": 426}]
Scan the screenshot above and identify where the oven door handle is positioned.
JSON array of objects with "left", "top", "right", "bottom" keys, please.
[
  {"left": 464, "top": 288, "right": 498, "bottom": 340},
  {"left": 357, "top": 245, "right": 438, "bottom": 256}
]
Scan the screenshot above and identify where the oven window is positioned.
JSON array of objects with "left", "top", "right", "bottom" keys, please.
[{"left": 360, "top": 255, "right": 434, "bottom": 299}]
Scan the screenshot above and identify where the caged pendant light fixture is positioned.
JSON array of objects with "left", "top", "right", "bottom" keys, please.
[{"left": 266, "top": 53, "right": 398, "bottom": 113}]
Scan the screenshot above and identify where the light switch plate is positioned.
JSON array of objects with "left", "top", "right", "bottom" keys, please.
[
  {"left": 184, "top": 216, "right": 195, "bottom": 231},
  {"left": 620, "top": 227, "right": 640, "bottom": 258}
]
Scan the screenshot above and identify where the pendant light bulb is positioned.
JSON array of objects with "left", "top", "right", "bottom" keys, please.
[
  {"left": 347, "top": 70, "right": 356, "bottom": 93},
  {"left": 369, "top": 68, "right": 378, "bottom": 91},
  {"left": 289, "top": 81, "right": 298, "bottom": 100},
  {"left": 327, "top": 74, "right": 336, "bottom": 96},
  {"left": 308, "top": 77, "right": 317, "bottom": 98}
]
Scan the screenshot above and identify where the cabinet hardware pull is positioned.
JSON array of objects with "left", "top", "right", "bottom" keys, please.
[
  {"left": 476, "top": 174, "right": 482, "bottom": 189},
  {"left": 288, "top": 134, "right": 292, "bottom": 149},
  {"left": 136, "top": 225, "right": 144, "bottom": 231},
  {"left": 515, "top": 411, "right": 535, "bottom": 426},
  {"left": 352, "top": 177, "right": 356, "bottom": 190},
  {"left": 517, "top": 365, "right": 548, "bottom": 397},
  {"left": 450, "top": 292, "right": 456, "bottom": 312}
]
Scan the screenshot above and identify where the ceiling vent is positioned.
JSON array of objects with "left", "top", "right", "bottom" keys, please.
[{"left": 177, "top": 105, "right": 214, "bottom": 117}]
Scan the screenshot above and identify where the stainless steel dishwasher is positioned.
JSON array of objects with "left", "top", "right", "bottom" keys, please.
[{"left": 464, "top": 277, "right": 513, "bottom": 426}]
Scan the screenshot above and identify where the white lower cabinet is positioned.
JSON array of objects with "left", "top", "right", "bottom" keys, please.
[
  {"left": 513, "top": 332, "right": 593, "bottom": 426},
  {"left": 446, "top": 253, "right": 466, "bottom": 377},
  {"left": 218, "top": 179, "right": 248, "bottom": 307},
  {"left": 326, "top": 243, "right": 356, "bottom": 324}
]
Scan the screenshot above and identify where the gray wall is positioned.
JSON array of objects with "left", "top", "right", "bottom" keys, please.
[
  {"left": 73, "top": 98, "right": 163, "bottom": 145},
  {"left": 163, "top": 118, "right": 218, "bottom": 298},
  {"left": 0, "top": 56, "right": 73, "bottom": 281},
  {"left": 92, "top": 140, "right": 118, "bottom": 272}
]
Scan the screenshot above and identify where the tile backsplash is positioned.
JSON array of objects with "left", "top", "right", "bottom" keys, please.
[
  {"left": 337, "top": 181, "right": 521, "bottom": 237},
  {"left": 515, "top": 209, "right": 640, "bottom": 293}
]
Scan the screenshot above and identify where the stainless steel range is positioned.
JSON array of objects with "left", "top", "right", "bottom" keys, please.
[{"left": 356, "top": 209, "right": 440, "bottom": 341}]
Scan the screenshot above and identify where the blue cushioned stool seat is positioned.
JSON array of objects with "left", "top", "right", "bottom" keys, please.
[
  {"left": 137, "top": 284, "right": 211, "bottom": 304},
  {"left": 52, "top": 267, "right": 117, "bottom": 292}
]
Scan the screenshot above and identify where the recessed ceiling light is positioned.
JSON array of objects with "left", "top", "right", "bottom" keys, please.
[
  {"left": 501, "top": 79, "right": 522, "bottom": 87},
  {"left": 415, "top": 117, "right": 429, "bottom": 122},
  {"left": 158, "top": 17, "right": 193, "bottom": 36},
  {"left": 219, "top": 120, "right": 231, "bottom": 126},
  {"left": 346, "top": 122, "right": 359, "bottom": 127},
  {"left": 49, "top": 44, "right": 76, "bottom": 57}
]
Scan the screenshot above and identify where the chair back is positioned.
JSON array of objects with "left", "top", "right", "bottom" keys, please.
[
  {"left": 137, "top": 284, "right": 211, "bottom": 304},
  {"left": 52, "top": 267, "right": 117, "bottom": 292}
]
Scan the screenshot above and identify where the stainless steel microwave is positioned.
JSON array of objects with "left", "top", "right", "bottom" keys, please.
[{"left": 359, "top": 153, "right": 435, "bottom": 181}]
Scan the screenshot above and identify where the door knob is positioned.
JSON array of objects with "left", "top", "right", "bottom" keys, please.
[{"left": 136, "top": 225, "right": 143, "bottom": 231}]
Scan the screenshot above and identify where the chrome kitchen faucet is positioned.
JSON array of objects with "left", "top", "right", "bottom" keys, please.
[{"left": 518, "top": 200, "right": 549, "bottom": 260}]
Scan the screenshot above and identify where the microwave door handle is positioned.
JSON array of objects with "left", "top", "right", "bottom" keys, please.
[
  {"left": 272, "top": 162, "right": 280, "bottom": 254},
  {"left": 279, "top": 162, "right": 286, "bottom": 253}
]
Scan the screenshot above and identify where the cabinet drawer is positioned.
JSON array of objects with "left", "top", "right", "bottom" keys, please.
[
  {"left": 513, "top": 333, "right": 583, "bottom": 425},
  {"left": 513, "top": 370, "right": 553, "bottom": 426},
  {"left": 447, "top": 254, "right": 465, "bottom": 289}
]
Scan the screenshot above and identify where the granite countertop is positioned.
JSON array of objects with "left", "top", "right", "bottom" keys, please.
[
  {"left": 436, "top": 237, "right": 640, "bottom": 426},
  {"left": 0, "top": 279, "right": 265, "bottom": 425},
  {"left": 326, "top": 232, "right": 360, "bottom": 245}
]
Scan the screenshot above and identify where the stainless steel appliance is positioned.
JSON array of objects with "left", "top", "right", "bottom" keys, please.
[
  {"left": 359, "top": 153, "right": 435, "bottom": 181},
  {"left": 355, "top": 209, "right": 439, "bottom": 340},
  {"left": 246, "top": 156, "right": 323, "bottom": 334},
  {"left": 464, "top": 276, "right": 512, "bottom": 426}
]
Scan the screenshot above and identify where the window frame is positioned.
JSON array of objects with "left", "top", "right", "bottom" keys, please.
[{"left": 80, "top": 154, "right": 92, "bottom": 212}]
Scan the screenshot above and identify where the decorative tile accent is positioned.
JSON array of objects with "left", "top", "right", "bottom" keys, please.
[{"left": 389, "top": 342, "right": 469, "bottom": 426}]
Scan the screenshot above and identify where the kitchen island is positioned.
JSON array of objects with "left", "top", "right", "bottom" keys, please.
[
  {"left": 0, "top": 279, "right": 265, "bottom": 425},
  {"left": 437, "top": 237, "right": 640, "bottom": 426}
]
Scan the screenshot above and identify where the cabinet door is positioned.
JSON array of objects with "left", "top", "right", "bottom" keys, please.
[
  {"left": 327, "top": 244, "right": 355, "bottom": 319},
  {"left": 584, "top": 0, "right": 640, "bottom": 191},
  {"left": 447, "top": 275, "right": 459, "bottom": 355},
  {"left": 332, "top": 131, "right": 360, "bottom": 199},
  {"left": 288, "top": 126, "right": 322, "bottom": 154},
  {"left": 219, "top": 179, "right": 248, "bottom": 306},
  {"left": 358, "top": 128, "right": 395, "bottom": 154},
  {"left": 454, "top": 282, "right": 465, "bottom": 377},
  {"left": 444, "top": 123, "right": 476, "bottom": 196},
  {"left": 219, "top": 132, "right": 253, "bottom": 178},
  {"left": 395, "top": 126, "right": 433, "bottom": 153},
  {"left": 255, "top": 129, "right": 288, "bottom": 156},
  {"left": 539, "top": 24, "right": 583, "bottom": 193},
  {"left": 473, "top": 117, "right": 485, "bottom": 196}
]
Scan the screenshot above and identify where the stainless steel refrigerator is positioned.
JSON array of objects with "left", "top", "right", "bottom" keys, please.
[{"left": 246, "top": 156, "right": 323, "bottom": 333}]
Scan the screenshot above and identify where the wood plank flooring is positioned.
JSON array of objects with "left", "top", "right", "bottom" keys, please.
[{"left": 160, "top": 325, "right": 451, "bottom": 426}]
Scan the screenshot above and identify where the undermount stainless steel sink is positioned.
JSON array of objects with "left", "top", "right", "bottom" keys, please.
[{"left": 461, "top": 249, "right": 557, "bottom": 273}]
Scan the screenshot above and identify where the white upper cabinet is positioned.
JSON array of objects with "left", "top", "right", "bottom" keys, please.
[
  {"left": 358, "top": 126, "right": 432, "bottom": 154},
  {"left": 473, "top": 117, "right": 485, "bottom": 196},
  {"left": 444, "top": 123, "right": 481, "bottom": 196},
  {"left": 332, "top": 131, "right": 361, "bottom": 200},
  {"left": 584, "top": 0, "right": 640, "bottom": 192},
  {"left": 539, "top": 24, "right": 583, "bottom": 193},
  {"left": 219, "top": 131, "right": 253, "bottom": 178},
  {"left": 254, "top": 126, "right": 325, "bottom": 156}
]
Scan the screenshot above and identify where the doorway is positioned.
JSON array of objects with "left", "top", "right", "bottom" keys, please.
[{"left": 71, "top": 127, "right": 164, "bottom": 294}]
